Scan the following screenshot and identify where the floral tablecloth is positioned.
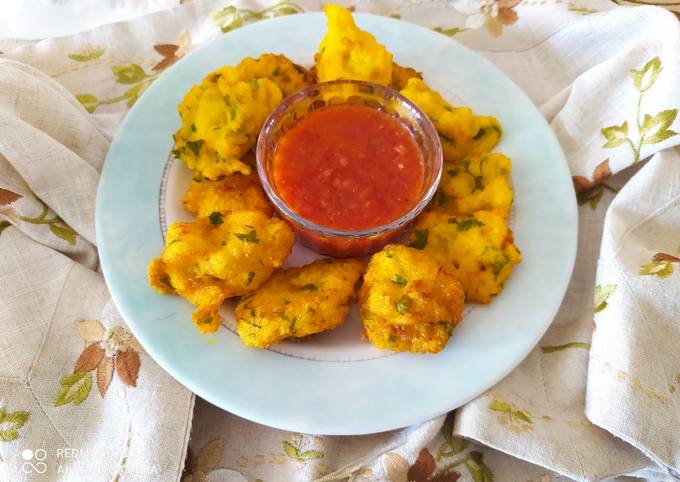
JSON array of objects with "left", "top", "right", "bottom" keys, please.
[{"left": 1, "top": 1, "right": 679, "bottom": 481}]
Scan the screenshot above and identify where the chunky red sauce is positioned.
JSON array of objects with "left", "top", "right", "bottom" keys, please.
[{"left": 272, "top": 104, "right": 424, "bottom": 231}]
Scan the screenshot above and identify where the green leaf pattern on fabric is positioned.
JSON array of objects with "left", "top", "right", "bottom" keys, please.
[
  {"left": 112, "top": 63, "right": 147, "bottom": 84},
  {"left": 0, "top": 408, "right": 30, "bottom": 442},
  {"left": 210, "top": 2, "right": 303, "bottom": 33},
  {"left": 68, "top": 48, "right": 105, "bottom": 62},
  {"left": 541, "top": 342, "right": 591, "bottom": 353},
  {"left": 640, "top": 261, "right": 674, "bottom": 278},
  {"left": 601, "top": 57, "right": 678, "bottom": 163},
  {"left": 282, "top": 439, "right": 324, "bottom": 462},
  {"left": 489, "top": 398, "right": 532, "bottom": 425},
  {"left": 53, "top": 371, "right": 93, "bottom": 406},
  {"left": 465, "top": 451, "right": 494, "bottom": 482},
  {"left": 640, "top": 252, "right": 680, "bottom": 278},
  {"left": 594, "top": 284, "right": 617, "bottom": 313},
  {"left": 77, "top": 63, "right": 158, "bottom": 112},
  {"left": 15, "top": 191, "right": 77, "bottom": 245}
]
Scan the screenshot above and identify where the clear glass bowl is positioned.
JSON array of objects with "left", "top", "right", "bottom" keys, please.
[{"left": 256, "top": 80, "right": 442, "bottom": 257}]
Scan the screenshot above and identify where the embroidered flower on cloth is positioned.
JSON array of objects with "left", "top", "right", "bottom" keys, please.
[
  {"left": 383, "top": 449, "right": 461, "bottom": 482},
  {"left": 153, "top": 31, "right": 193, "bottom": 71},
  {"left": 53, "top": 319, "right": 143, "bottom": 406},
  {"left": 453, "top": 0, "right": 520, "bottom": 36}
]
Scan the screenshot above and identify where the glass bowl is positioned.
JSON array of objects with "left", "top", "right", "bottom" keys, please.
[{"left": 256, "top": 79, "right": 442, "bottom": 257}]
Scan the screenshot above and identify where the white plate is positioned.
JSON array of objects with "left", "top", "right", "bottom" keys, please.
[{"left": 96, "top": 13, "right": 577, "bottom": 435}]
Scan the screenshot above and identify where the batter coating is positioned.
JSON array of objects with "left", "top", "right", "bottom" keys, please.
[
  {"left": 360, "top": 244, "right": 465, "bottom": 353},
  {"left": 235, "top": 258, "right": 366, "bottom": 348},
  {"left": 148, "top": 211, "right": 295, "bottom": 333},
  {"left": 411, "top": 210, "right": 521, "bottom": 303}
]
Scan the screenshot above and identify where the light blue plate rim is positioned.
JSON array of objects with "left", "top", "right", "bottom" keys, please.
[{"left": 96, "top": 13, "right": 577, "bottom": 435}]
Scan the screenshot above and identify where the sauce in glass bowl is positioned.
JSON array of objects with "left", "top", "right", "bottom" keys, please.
[
  {"left": 272, "top": 104, "right": 424, "bottom": 231},
  {"left": 257, "top": 80, "right": 442, "bottom": 257}
]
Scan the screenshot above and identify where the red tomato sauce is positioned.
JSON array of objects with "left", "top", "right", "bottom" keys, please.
[{"left": 272, "top": 104, "right": 424, "bottom": 231}]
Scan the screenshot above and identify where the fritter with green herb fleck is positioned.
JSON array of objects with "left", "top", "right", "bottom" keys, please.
[
  {"left": 236, "top": 54, "right": 314, "bottom": 96},
  {"left": 410, "top": 210, "right": 521, "bottom": 303},
  {"left": 148, "top": 210, "right": 295, "bottom": 333},
  {"left": 434, "top": 152, "right": 513, "bottom": 219},
  {"left": 172, "top": 54, "right": 314, "bottom": 180},
  {"left": 183, "top": 170, "right": 273, "bottom": 218},
  {"left": 235, "top": 258, "right": 366, "bottom": 348},
  {"left": 399, "top": 78, "right": 502, "bottom": 162},
  {"left": 359, "top": 244, "right": 464, "bottom": 353}
]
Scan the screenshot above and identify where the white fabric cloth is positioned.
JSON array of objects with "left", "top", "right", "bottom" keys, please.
[
  {"left": 0, "top": 0, "right": 181, "bottom": 40},
  {"left": 1, "top": 1, "right": 679, "bottom": 481}
]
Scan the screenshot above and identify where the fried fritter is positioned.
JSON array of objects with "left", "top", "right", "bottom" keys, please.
[
  {"left": 173, "top": 74, "right": 282, "bottom": 180},
  {"left": 400, "top": 78, "right": 477, "bottom": 162},
  {"left": 235, "top": 54, "right": 314, "bottom": 96},
  {"left": 467, "top": 115, "right": 502, "bottom": 156},
  {"left": 359, "top": 244, "right": 464, "bottom": 353},
  {"left": 235, "top": 258, "right": 366, "bottom": 348},
  {"left": 391, "top": 63, "right": 422, "bottom": 90},
  {"left": 148, "top": 211, "right": 295, "bottom": 333},
  {"left": 399, "top": 78, "right": 503, "bottom": 162},
  {"left": 172, "top": 53, "right": 313, "bottom": 180},
  {"left": 435, "top": 152, "right": 513, "bottom": 219},
  {"left": 315, "top": 3, "right": 393, "bottom": 85},
  {"left": 410, "top": 210, "right": 521, "bottom": 303},
  {"left": 183, "top": 172, "right": 273, "bottom": 218}
]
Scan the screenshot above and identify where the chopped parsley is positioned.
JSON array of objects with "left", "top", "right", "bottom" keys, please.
[
  {"left": 246, "top": 271, "right": 255, "bottom": 285},
  {"left": 223, "top": 95, "right": 237, "bottom": 120},
  {"left": 409, "top": 229, "right": 428, "bottom": 250},
  {"left": 439, "top": 134, "right": 455, "bottom": 145},
  {"left": 192, "top": 173, "right": 205, "bottom": 183},
  {"left": 233, "top": 229, "right": 259, "bottom": 243},
  {"left": 388, "top": 335, "right": 397, "bottom": 343},
  {"left": 395, "top": 295, "right": 412, "bottom": 314},
  {"left": 434, "top": 191, "right": 449, "bottom": 207},
  {"left": 186, "top": 139, "right": 204, "bottom": 156},
  {"left": 272, "top": 67, "right": 280, "bottom": 76},
  {"left": 473, "top": 127, "right": 487, "bottom": 140},
  {"left": 491, "top": 254, "right": 511, "bottom": 277},
  {"left": 299, "top": 283, "right": 318, "bottom": 291},
  {"left": 208, "top": 211, "right": 223, "bottom": 225},
  {"left": 249, "top": 78, "right": 259, "bottom": 91},
  {"left": 200, "top": 316, "right": 213, "bottom": 325},
  {"left": 440, "top": 321, "right": 454, "bottom": 337},
  {"left": 391, "top": 274, "right": 408, "bottom": 286},
  {"left": 289, "top": 316, "right": 297, "bottom": 334},
  {"left": 474, "top": 175, "right": 484, "bottom": 191},
  {"left": 448, "top": 218, "right": 483, "bottom": 231},
  {"left": 171, "top": 147, "right": 183, "bottom": 158},
  {"left": 447, "top": 168, "right": 459, "bottom": 177},
  {"left": 190, "top": 122, "right": 197, "bottom": 132}
]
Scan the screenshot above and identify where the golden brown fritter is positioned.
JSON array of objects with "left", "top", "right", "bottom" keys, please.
[
  {"left": 235, "top": 54, "right": 314, "bottom": 96},
  {"left": 172, "top": 54, "right": 314, "bottom": 181},
  {"left": 391, "top": 63, "right": 422, "bottom": 90},
  {"left": 173, "top": 74, "right": 282, "bottom": 180},
  {"left": 467, "top": 115, "right": 502, "bottom": 156},
  {"left": 315, "top": 3, "right": 393, "bottom": 85},
  {"left": 235, "top": 258, "right": 366, "bottom": 348},
  {"left": 148, "top": 211, "right": 295, "bottom": 333},
  {"left": 399, "top": 78, "right": 503, "bottom": 162},
  {"left": 399, "top": 78, "right": 477, "bottom": 162},
  {"left": 410, "top": 210, "right": 521, "bottom": 304},
  {"left": 434, "top": 152, "right": 513, "bottom": 219},
  {"left": 359, "top": 244, "right": 465, "bottom": 353},
  {"left": 183, "top": 172, "right": 273, "bottom": 218}
]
